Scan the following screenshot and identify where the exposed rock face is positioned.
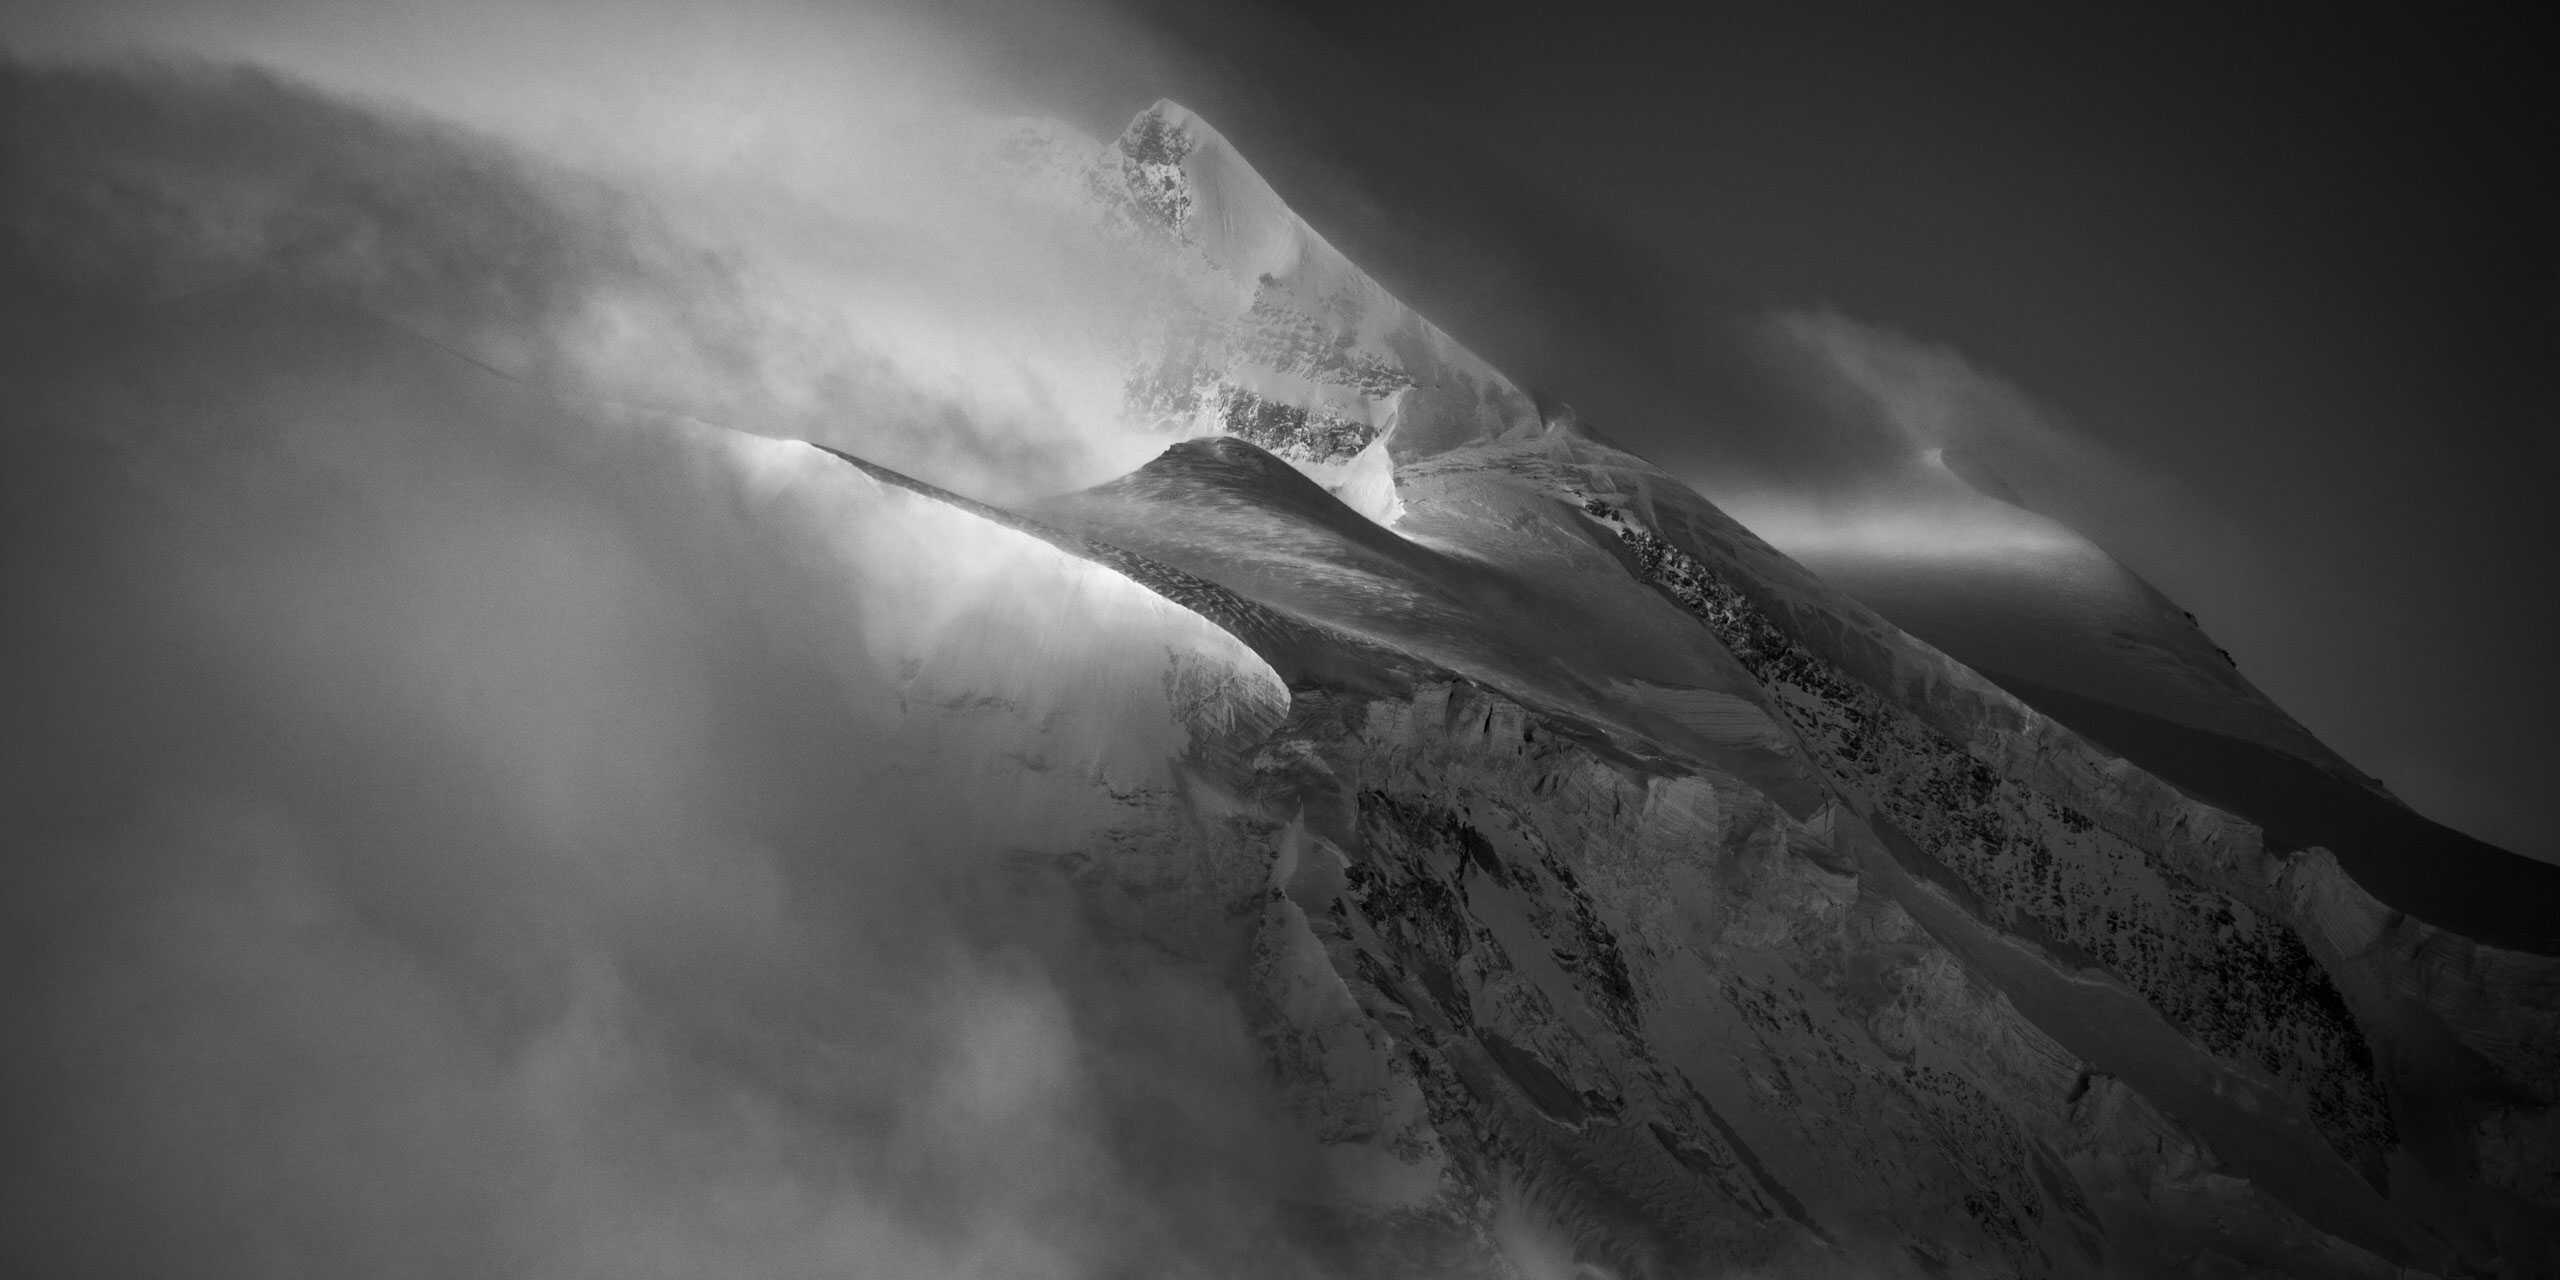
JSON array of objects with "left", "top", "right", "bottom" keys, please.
[
  {"left": 1214, "top": 384, "right": 1378, "bottom": 469},
  {"left": 1582, "top": 499, "right": 2394, "bottom": 1177}
]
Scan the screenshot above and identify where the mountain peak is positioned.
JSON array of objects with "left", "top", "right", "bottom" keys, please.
[
  {"left": 985, "top": 98, "right": 1548, "bottom": 480},
  {"left": 1102, "top": 98, "right": 1309, "bottom": 272},
  {"left": 1124, "top": 97, "right": 1213, "bottom": 147}
]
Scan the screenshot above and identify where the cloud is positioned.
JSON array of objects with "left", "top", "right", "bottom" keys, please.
[
  {"left": 0, "top": 1, "right": 1407, "bottom": 1263},
  {"left": 0, "top": 46, "right": 1340, "bottom": 1266},
  {"left": 0, "top": 0, "right": 1213, "bottom": 502},
  {"left": 1762, "top": 309, "right": 2075, "bottom": 461},
  {"left": 1719, "top": 308, "right": 2250, "bottom": 586}
]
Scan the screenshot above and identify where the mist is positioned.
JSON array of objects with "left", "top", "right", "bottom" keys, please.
[
  {"left": 0, "top": 3, "right": 1422, "bottom": 1274},
  {"left": 0, "top": 242, "right": 1372, "bottom": 1276},
  {"left": 1717, "top": 309, "right": 2238, "bottom": 569},
  {"left": 1, "top": 0, "right": 1238, "bottom": 502}
]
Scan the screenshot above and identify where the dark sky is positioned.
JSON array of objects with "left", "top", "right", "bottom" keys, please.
[{"left": 1109, "top": 0, "right": 2558, "bottom": 860}]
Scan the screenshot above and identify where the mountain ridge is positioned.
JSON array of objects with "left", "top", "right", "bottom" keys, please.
[{"left": 964, "top": 97, "right": 2560, "bottom": 1272}]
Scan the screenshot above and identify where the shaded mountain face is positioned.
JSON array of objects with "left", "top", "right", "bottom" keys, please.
[
  {"left": 980, "top": 98, "right": 2560, "bottom": 1277},
  {"left": 1755, "top": 443, "right": 2557, "bottom": 956},
  {"left": 8, "top": 63, "right": 2557, "bottom": 1280}
]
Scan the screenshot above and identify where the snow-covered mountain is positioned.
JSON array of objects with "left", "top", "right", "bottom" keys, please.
[
  {"left": 9, "top": 64, "right": 2556, "bottom": 1280},
  {"left": 925, "top": 101, "right": 2560, "bottom": 1276}
]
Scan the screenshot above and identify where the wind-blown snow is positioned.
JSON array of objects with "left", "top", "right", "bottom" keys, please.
[
  {"left": 718, "top": 431, "right": 1288, "bottom": 811},
  {"left": 1736, "top": 310, "right": 2371, "bottom": 783}
]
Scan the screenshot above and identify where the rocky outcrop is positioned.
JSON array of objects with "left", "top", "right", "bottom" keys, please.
[
  {"left": 1579, "top": 497, "right": 2394, "bottom": 1180},
  {"left": 1026, "top": 647, "right": 2445, "bottom": 1275},
  {"left": 1213, "top": 384, "right": 1379, "bottom": 468}
]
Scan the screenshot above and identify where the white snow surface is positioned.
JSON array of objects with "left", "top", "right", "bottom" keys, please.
[{"left": 713, "top": 431, "right": 1289, "bottom": 839}]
